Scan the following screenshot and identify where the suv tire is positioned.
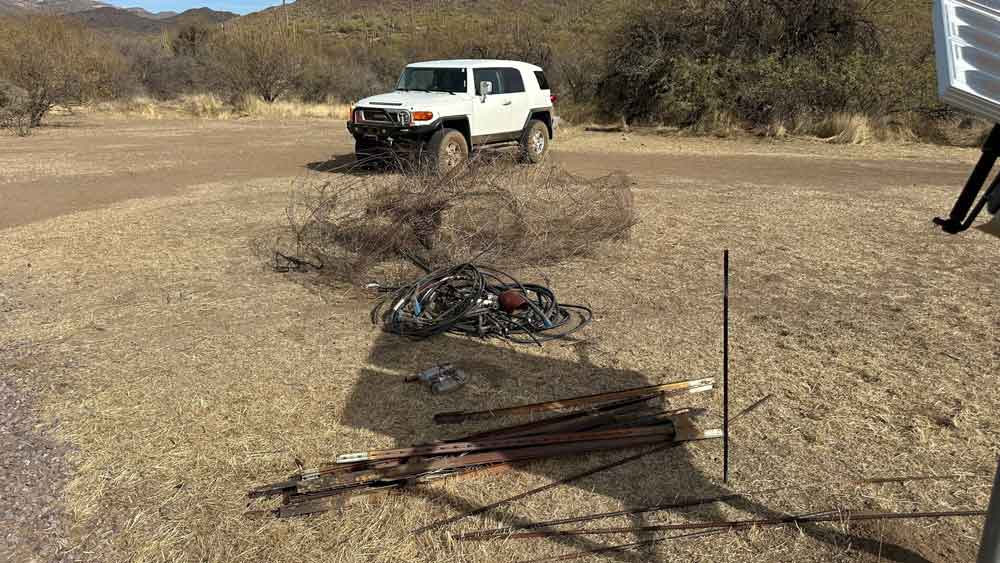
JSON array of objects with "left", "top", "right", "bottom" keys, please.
[
  {"left": 520, "top": 119, "right": 549, "bottom": 164},
  {"left": 426, "top": 128, "right": 468, "bottom": 173}
]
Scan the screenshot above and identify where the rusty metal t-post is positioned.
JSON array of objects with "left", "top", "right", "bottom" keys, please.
[{"left": 979, "top": 458, "right": 1000, "bottom": 563}]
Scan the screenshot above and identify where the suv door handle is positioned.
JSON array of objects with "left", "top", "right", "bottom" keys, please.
[{"left": 502, "top": 100, "right": 512, "bottom": 106}]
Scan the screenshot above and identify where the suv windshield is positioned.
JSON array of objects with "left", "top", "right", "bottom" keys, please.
[{"left": 397, "top": 67, "right": 467, "bottom": 93}]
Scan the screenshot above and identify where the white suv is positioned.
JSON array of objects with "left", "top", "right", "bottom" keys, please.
[{"left": 347, "top": 60, "right": 556, "bottom": 172}]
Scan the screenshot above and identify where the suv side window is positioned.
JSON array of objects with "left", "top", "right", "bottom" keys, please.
[
  {"left": 474, "top": 69, "right": 502, "bottom": 95},
  {"left": 533, "top": 70, "right": 550, "bottom": 90},
  {"left": 500, "top": 68, "right": 525, "bottom": 93}
]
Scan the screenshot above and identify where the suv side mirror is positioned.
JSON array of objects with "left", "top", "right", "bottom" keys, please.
[{"left": 479, "top": 81, "right": 492, "bottom": 102}]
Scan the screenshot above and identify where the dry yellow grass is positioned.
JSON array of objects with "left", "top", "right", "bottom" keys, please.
[
  {"left": 87, "top": 94, "right": 351, "bottom": 121},
  {"left": 1, "top": 127, "right": 998, "bottom": 563},
  {"left": 561, "top": 112, "right": 992, "bottom": 150}
]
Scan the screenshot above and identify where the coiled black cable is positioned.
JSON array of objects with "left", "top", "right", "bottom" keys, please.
[{"left": 370, "top": 263, "right": 592, "bottom": 345}]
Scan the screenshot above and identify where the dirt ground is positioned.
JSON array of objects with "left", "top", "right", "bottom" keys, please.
[{"left": 1, "top": 116, "right": 997, "bottom": 563}]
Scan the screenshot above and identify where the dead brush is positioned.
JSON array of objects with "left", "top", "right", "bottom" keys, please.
[{"left": 275, "top": 153, "right": 637, "bottom": 284}]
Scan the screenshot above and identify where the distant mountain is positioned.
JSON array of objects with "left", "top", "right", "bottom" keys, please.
[
  {"left": 0, "top": 0, "right": 234, "bottom": 26},
  {"left": 15, "top": 0, "right": 110, "bottom": 13},
  {"left": 69, "top": 5, "right": 165, "bottom": 31},
  {"left": 0, "top": 0, "right": 28, "bottom": 14},
  {"left": 67, "top": 5, "right": 235, "bottom": 33},
  {"left": 163, "top": 7, "right": 235, "bottom": 25},
  {"left": 123, "top": 6, "right": 176, "bottom": 19}
]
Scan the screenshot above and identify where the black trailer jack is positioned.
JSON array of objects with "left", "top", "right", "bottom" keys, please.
[{"left": 934, "top": 124, "right": 1000, "bottom": 234}]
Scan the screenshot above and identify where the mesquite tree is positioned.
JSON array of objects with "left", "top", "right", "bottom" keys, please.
[
  {"left": 208, "top": 16, "right": 306, "bottom": 103},
  {"left": 0, "top": 16, "right": 125, "bottom": 127}
]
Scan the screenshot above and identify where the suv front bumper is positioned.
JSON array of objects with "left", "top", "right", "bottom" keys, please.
[{"left": 348, "top": 120, "right": 441, "bottom": 149}]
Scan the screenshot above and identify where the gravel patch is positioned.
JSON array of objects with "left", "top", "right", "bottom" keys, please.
[{"left": 0, "top": 372, "right": 74, "bottom": 563}]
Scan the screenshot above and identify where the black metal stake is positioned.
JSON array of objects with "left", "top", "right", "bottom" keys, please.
[
  {"left": 978, "top": 457, "right": 1000, "bottom": 563},
  {"left": 723, "top": 249, "right": 730, "bottom": 483}
]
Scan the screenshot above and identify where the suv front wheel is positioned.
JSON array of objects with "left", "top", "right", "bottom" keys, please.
[
  {"left": 426, "top": 128, "right": 468, "bottom": 174},
  {"left": 355, "top": 138, "right": 388, "bottom": 169},
  {"left": 520, "top": 119, "right": 549, "bottom": 164}
]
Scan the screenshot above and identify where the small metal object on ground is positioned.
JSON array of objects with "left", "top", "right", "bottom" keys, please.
[{"left": 404, "top": 364, "right": 468, "bottom": 394}]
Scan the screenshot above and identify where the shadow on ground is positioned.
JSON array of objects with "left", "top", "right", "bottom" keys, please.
[
  {"left": 306, "top": 148, "right": 522, "bottom": 176},
  {"left": 975, "top": 214, "right": 1000, "bottom": 239},
  {"left": 305, "top": 154, "right": 376, "bottom": 175},
  {"left": 340, "top": 332, "right": 932, "bottom": 562}
]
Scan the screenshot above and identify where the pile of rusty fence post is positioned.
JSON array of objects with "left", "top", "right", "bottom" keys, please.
[{"left": 246, "top": 378, "right": 718, "bottom": 518}]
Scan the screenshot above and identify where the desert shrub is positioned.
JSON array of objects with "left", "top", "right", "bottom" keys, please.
[
  {"left": 171, "top": 22, "right": 216, "bottom": 59},
  {"left": 112, "top": 34, "right": 211, "bottom": 99},
  {"left": 550, "top": 38, "right": 602, "bottom": 106},
  {"left": 460, "top": 35, "right": 553, "bottom": 73},
  {"left": 0, "top": 15, "right": 128, "bottom": 127},
  {"left": 206, "top": 16, "right": 306, "bottom": 102},
  {"left": 179, "top": 93, "right": 229, "bottom": 118},
  {"left": 0, "top": 80, "right": 31, "bottom": 136},
  {"left": 294, "top": 43, "right": 404, "bottom": 103},
  {"left": 276, "top": 157, "right": 636, "bottom": 284},
  {"left": 146, "top": 54, "right": 206, "bottom": 98},
  {"left": 295, "top": 54, "right": 345, "bottom": 103}
]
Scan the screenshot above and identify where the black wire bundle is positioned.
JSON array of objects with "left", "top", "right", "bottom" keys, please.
[{"left": 370, "top": 263, "right": 592, "bottom": 345}]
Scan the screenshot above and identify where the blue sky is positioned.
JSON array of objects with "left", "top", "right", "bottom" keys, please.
[{"left": 108, "top": 0, "right": 290, "bottom": 15}]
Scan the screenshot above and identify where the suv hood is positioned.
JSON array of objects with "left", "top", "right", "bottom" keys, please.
[{"left": 356, "top": 90, "right": 472, "bottom": 110}]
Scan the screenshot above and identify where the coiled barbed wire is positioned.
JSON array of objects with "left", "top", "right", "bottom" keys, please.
[{"left": 370, "top": 263, "right": 591, "bottom": 345}]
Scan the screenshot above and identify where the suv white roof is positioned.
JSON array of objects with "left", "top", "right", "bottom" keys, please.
[{"left": 407, "top": 59, "right": 543, "bottom": 71}]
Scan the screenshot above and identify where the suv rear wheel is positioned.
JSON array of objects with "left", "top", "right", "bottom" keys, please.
[
  {"left": 520, "top": 119, "right": 549, "bottom": 164},
  {"left": 426, "top": 128, "right": 468, "bottom": 174}
]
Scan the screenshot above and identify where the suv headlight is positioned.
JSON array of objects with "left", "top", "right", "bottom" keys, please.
[{"left": 397, "top": 110, "right": 411, "bottom": 125}]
